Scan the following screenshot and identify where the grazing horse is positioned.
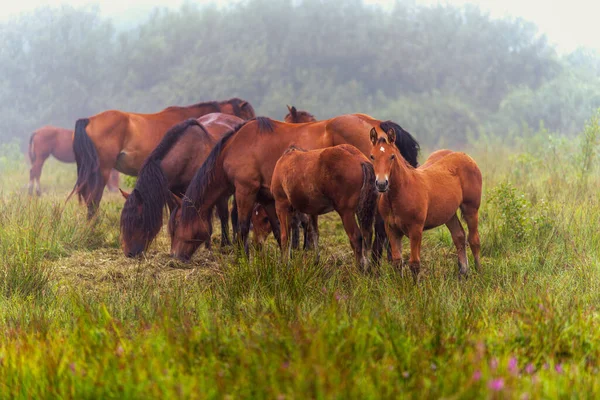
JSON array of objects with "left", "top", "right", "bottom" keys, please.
[
  {"left": 28, "top": 126, "right": 119, "bottom": 196},
  {"left": 119, "top": 113, "right": 244, "bottom": 257},
  {"left": 272, "top": 145, "right": 377, "bottom": 270},
  {"left": 370, "top": 128, "right": 482, "bottom": 278},
  {"left": 251, "top": 105, "right": 317, "bottom": 248},
  {"left": 70, "top": 98, "right": 255, "bottom": 218},
  {"left": 169, "top": 114, "right": 419, "bottom": 261}
]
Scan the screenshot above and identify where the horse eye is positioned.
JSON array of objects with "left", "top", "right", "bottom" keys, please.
[
  {"left": 390, "top": 154, "right": 396, "bottom": 160},
  {"left": 370, "top": 155, "right": 374, "bottom": 160},
  {"left": 263, "top": 217, "right": 269, "bottom": 223}
]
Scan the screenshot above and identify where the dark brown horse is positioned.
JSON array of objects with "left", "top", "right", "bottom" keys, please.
[
  {"left": 272, "top": 145, "right": 377, "bottom": 270},
  {"left": 169, "top": 114, "right": 419, "bottom": 261},
  {"left": 70, "top": 98, "right": 254, "bottom": 218},
  {"left": 119, "top": 113, "right": 244, "bottom": 257},
  {"left": 28, "top": 126, "right": 119, "bottom": 196},
  {"left": 370, "top": 129, "right": 482, "bottom": 278},
  {"left": 251, "top": 105, "right": 317, "bottom": 248}
]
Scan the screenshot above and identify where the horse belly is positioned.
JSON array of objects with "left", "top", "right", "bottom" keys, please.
[{"left": 115, "top": 151, "right": 141, "bottom": 176}]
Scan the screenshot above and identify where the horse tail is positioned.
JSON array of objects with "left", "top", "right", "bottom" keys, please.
[
  {"left": 380, "top": 121, "right": 420, "bottom": 167},
  {"left": 357, "top": 162, "right": 378, "bottom": 248},
  {"left": 28, "top": 132, "right": 36, "bottom": 163},
  {"left": 68, "top": 118, "right": 100, "bottom": 204}
]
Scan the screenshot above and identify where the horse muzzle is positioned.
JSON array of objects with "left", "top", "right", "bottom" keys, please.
[{"left": 376, "top": 179, "right": 389, "bottom": 193}]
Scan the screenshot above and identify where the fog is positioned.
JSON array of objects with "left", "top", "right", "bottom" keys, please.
[{"left": 0, "top": 0, "right": 599, "bottom": 149}]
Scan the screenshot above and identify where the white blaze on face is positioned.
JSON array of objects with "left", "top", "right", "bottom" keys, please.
[{"left": 380, "top": 146, "right": 385, "bottom": 152}]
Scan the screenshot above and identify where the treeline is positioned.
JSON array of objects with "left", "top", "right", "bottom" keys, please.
[{"left": 1, "top": 0, "right": 599, "bottom": 147}]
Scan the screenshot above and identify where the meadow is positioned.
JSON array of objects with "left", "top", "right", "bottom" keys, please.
[{"left": 1, "top": 115, "right": 600, "bottom": 399}]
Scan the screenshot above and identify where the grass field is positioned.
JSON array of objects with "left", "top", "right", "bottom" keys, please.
[{"left": 1, "top": 118, "right": 600, "bottom": 399}]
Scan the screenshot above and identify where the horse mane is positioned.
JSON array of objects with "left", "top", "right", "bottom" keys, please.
[
  {"left": 150, "top": 118, "right": 205, "bottom": 162},
  {"left": 286, "top": 106, "right": 316, "bottom": 123},
  {"left": 255, "top": 116, "right": 275, "bottom": 133},
  {"left": 380, "top": 121, "right": 420, "bottom": 168},
  {"left": 180, "top": 120, "right": 249, "bottom": 223}
]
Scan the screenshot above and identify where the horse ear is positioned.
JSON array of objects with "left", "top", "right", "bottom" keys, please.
[
  {"left": 287, "top": 104, "right": 292, "bottom": 113},
  {"left": 387, "top": 128, "right": 396, "bottom": 144},
  {"left": 369, "top": 127, "right": 378, "bottom": 145},
  {"left": 133, "top": 189, "right": 143, "bottom": 204},
  {"left": 239, "top": 100, "right": 248, "bottom": 109},
  {"left": 119, "top": 188, "right": 130, "bottom": 200},
  {"left": 171, "top": 192, "right": 183, "bottom": 207}
]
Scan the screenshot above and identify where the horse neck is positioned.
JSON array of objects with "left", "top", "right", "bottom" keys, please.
[
  {"left": 179, "top": 103, "right": 221, "bottom": 119},
  {"left": 387, "top": 154, "right": 415, "bottom": 202}
]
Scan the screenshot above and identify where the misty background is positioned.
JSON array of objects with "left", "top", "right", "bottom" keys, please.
[{"left": 1, "top": 0, "right": 600, "bottom": 149}]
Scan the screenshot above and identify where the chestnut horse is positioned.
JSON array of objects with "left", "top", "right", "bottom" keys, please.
[
  {"left": 119, "top": 113, "right": 245, "bottom": 257},
  {"left": 272, "top": 145, "right": 377, "bottom": 270},
  {"left": 251, "top": 105, "right": 317, "bottom": 248},
  {"left": 169, "top": 114, "right": 419, "bottom": 261},
  {"left": 370, "top": 128, "right": 482, "bottom": 278},
  {"left": 28, "top": 126, "right": 119, "bottom": 196},
  {"left": 70, "top": 98, "right": 254, "bottom": 218}
]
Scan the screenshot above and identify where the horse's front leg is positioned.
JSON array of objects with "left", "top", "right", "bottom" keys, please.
[
  {"left": 234, "top": 186, "right": 259, "bottom": 256},
  {"left": 384, "top": 221, "right": 404, "bottom": 271},
  {"left": 215, "top": 195, "right": 231, "bottom": 247},
  {"left": 275, "top": 200, "right": 293, "bottom": 263},
  {"left": 407, "top": 225, "right": 423, "bottom": 280},
  {"left": 262, "top": 202, "right": 282, "bottom": 247}
]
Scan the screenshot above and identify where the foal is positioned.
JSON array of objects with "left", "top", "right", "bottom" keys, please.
[
  {"left": 370, "top": 128, "right": 482, "bottom": 277},
  {"left": 271, "top": 144, "right": 378, "bottom": 270}
]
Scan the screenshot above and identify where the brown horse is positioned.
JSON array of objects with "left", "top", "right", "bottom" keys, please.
[
  {"left": 71, "top": 98, "right": 254, "bottom": 218},
  {"left": 119, "top": 113, "right": 244, "bottom": 257},
  {"left": 251, "top": 105, "right": 317, "bottom": 248},
  {"left": 28, "top": 126, "right": 119, "bottom": 196},
  {"left": 370, "top": 128, "right": 482, "bottom": 278},
  {"left": 169, "top": 114, "right": 419, "bottom": 261},
  {"left": 272, "top": 145, "right": 377, "bottom": 270}
]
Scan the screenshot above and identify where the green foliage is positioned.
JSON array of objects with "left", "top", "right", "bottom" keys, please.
[{"left": 1, "top": 0, "right": 593, "bottom": 148}]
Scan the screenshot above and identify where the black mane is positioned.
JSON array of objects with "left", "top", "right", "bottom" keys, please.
[{"left": 380, "top": 120, "right": 420, "bottom": 167}]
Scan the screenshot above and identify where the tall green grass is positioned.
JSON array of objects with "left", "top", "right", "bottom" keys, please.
[{"left": 1, "top": 113, "right": 600, "bottom": 398}]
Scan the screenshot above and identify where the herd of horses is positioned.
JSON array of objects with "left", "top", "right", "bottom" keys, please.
[{"left": 28, "top": 97, "right": 482, "bottom": 277}]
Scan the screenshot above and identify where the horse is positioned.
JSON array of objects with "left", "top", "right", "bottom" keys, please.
[
  {"left": 369, "top": 128, "right": 482, "bottom": 278},
  {"left": 70, "top": 98, "right": 255, "bottom": 218},
  {"left": 251, "top": 105, "right": 317, "bottom": 248},
  {"left": 272, "top": 145, "right": 378, "bottom": 270},
  {"left": 28, "top": 126, "right": 119, "bottom": 196},
  {"left": 169, "top": 114, "right": 419, "bottom": 262},
  {"left": 119, "top": 113, "right": 245, "bottom": 257}
]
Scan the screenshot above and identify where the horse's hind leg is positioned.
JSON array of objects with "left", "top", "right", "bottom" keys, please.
[
  {"left": 262, "top": 202, "right": 282, "bottom": 247},
  {"left": 340, "top": 210, "right": 368, "bottom": 271},
  {"left": 373, "top": 212, "right": 392, "bottom": 264},
  {"left": 216, "top": 195, "right": 231, "bottom": 247},
  {"left": 275, "top": 200, "right": 293, "bottom": 263},
  {"left": 461, "top": 205, "right": 481, "bottom": 272},
  {"left": 445, "top": 214, "right": 468, "bottom": 277},
  {"left": 234, "top": 186, "right": 259, "bottom": 256},
  {"left": 291, "top": 213, "right": 301, "bottom": 250},
  {"left": 29, "top": 157, "right": 46, "bottom": 196}
]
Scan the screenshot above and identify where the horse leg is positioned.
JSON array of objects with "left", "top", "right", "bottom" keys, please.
[
  {"left": 384, "top": 222, "right": 404, "bottom": 271},
  {"left": 216, "top": 195, "right": 231, "bottom": 247},
  {"left": 461, "top": 205, "right": 481, "bottom": 272},
  {"left": 445, "top": 214, "right": 469, "bottom": 277},
  {"left": 87, "top": 167, "right": 111, "bottom": 219},
  {"left": 340, "top": 211, "right": 368, "bottom": 272},
  {"left": 29, "top": 156, "right": 46, "bottom": 196},
  {"left": 275, "top": 201, "right": 293, "bottom": 263},
  {"left": 262, "top": 202, "right": 282, "bottom": 247},
  {"left": 309, "top": 214, "right": 320, "bottom": 263},
  {"left": 291, "top": 213, "right": 301, "bottom": 250},
  {"left": 373, "top": 212, "right": 391, "bottom": 264},
  {"left": 407, "top": 226, "right": 423, "bottom": 280},
  {"left": 234, "top": 187, "right": 259, "bottom": 256},
  {"left": 301, "top": 215, "right": 310, "bottom": 250},
  {"left": 231, "top": 196, "right": 238, "bottom": 242}
]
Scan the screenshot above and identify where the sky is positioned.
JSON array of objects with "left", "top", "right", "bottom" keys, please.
[{"left": 1, "top": 0, "right": 598, "bottom": 54}]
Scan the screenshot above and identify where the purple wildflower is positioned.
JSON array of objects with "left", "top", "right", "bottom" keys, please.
[
  {"left": 402, "top": 371, "right": 410, "bottom": 378},
  {"left": 490, "top": 357, "right": 499, "bottom": 370},
  {"left": 555, "top": 363, "right": 564, "bottom": 374},
  {"left": 472, "top": 370, "right": 482, "bottom": 381},
  {"left": 488, "top": 378, "right": 505, "bottom": 391},
  {"left": 69, "top": 362, "right": 76, "bottom": 374},
  {"left": 508, "top": 357, "right": 518, "bottom": 375},
  {"left": 525, "top": 363, "right": 535, "bottom": 374}
]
